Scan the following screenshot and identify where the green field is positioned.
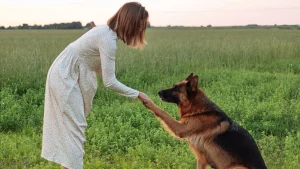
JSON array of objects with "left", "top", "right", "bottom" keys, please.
[{"left": 0, "top": 28, "right": 300, "bottom": 169}]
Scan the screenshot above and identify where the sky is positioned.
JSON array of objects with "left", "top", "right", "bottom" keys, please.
[{"left": 1, "top": 0, "right": 300, "bottom": 27}]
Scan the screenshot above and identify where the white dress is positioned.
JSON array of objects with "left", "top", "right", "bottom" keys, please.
[{"left": 41, "top": 25, "right": 139, "bottom": 169}]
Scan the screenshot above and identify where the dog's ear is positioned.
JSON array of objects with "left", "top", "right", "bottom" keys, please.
[
  {"left": 187, "top": 75, "right": 199, "bottom": 91},
  {"left": 185, "top": 73, "right": 194, "bottom": 81}
]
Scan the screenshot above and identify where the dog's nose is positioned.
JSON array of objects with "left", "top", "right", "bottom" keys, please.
[{"left": 158, "top": 91, "right": 163, "bottom": 97}]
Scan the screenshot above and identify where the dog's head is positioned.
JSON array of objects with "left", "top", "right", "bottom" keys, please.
[{"left": 158, "top": 73, "right": 199, "bottom": 107}]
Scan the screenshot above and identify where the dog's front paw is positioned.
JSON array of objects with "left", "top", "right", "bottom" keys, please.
[{"left": 142, "top": 100, "right": 156, "bottom": 110}]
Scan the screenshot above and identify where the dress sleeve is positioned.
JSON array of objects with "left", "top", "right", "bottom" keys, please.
[{"left": 99, "top": 38, "right": 139, "bottom": 99}]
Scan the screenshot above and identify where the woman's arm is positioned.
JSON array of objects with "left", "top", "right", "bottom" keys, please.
[{"left": 99, "top": 39, "right": 139, "bottom": 99}]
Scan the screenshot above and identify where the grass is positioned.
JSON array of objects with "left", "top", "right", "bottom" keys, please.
[{"left": 0, "top": 28, "right": 300, "bottom": 168}]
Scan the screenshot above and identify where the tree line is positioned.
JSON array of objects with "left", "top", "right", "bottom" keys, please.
[
  {"left": 0, "top": 21, "right": 152, "bottom": 30},
  {"left": 0, "top": 22, "right": 93, "bottom": 30},
  {"left": 0, "top": 22, "right": 298, "bottom": 30},
  {"left": 163, "top": 24, "right": 299, "bottom": 29}
]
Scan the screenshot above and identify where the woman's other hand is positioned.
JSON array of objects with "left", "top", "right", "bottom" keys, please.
[{"left": 90, "top": 21, "right": 96, "bottom": 28}]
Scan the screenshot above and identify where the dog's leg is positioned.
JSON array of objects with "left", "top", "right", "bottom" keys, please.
[
  {"left": 197, "top": 160, "right": 207, "bottom": 169},
  {"left": 188, "top": 142, "right": 208, "bottom": 169},
  {"left": 144, "top": 102, "right": 229, "bottom": 139},
  {"left": 228, "top": 166, "right": 248, "bottom": 169},
  {"left": 144, "top": 101, "right": 190, "bottom": 138}
]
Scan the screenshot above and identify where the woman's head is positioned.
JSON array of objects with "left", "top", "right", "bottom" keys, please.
[{"left": 108, "top": 2, "right": 149, "bottom": 48}]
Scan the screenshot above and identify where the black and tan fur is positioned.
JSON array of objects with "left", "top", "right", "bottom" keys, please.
[{"left": 143, "top": 73, "right": 267, "bottom": 169}]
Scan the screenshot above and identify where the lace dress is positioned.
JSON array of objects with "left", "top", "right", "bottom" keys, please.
[{"left": 41, "top": 25, "right": 139, "bottom": 169}]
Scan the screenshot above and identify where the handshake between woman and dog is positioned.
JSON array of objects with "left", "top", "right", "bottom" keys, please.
[{"left": 142, "top": 73, "right": 267, "bottom": 169}]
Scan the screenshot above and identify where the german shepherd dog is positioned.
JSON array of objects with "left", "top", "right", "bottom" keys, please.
[{"left": 143, "top": 73, "right": 267, "bottom": 169}]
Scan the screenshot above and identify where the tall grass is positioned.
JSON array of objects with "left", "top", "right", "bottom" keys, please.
[{"left": 0, "top": 28, "right": 300, "bottom": 168}]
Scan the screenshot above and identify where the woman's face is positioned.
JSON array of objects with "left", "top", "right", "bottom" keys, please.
[{"left": 139, "top": 18, "right": 148, "bottom": 32}]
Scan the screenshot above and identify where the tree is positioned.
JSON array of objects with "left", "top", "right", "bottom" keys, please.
[
  {"left": 22, "top": 23, "right": 29, "bottom": 29},
  {"left": 4, "top": 21, "right": 84, "bottom": 29},
  {"left": 247, "top": 24, "right": 258, "bottom": 28},
  {"left": 69, "top": 22, "right": 82, "bottom": 29},
  {"left": 84, "top": 23, "right": 93, "bottom": 29}
]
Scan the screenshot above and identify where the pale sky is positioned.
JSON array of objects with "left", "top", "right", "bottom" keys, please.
[{"left": 1, "top": 0, "right": 300, "bottom": 27}]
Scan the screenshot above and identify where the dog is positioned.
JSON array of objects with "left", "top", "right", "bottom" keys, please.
[{"left": 143, "top": 73, "right": 267, "bottom": 169}]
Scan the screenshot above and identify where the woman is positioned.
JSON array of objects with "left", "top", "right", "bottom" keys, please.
[{"left": 41, "top": 2, "right": 151, "bottom": 169}]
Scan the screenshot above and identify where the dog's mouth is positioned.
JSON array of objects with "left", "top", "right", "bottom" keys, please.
[
  {"left": 158, "top": 91, "right": 167, "bottom": 101},
  {"left": 158, "top": 90, "right": 179, "bottom": 104},
  {"left": 160, "top": 97, "right": 168, "bottom": 102},
  {"left": 158, "top": 94, "right": 166, "bottom": 101},
  {"left": 158, "top": 91, "right": 167, "bottom": 102}
]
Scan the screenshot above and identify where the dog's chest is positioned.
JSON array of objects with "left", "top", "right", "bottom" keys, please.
[{"left": 187, "top": 134, "right": 206, "bottom": 151}]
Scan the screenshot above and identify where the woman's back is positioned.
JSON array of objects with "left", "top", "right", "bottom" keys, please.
[{"left": 71, "top": 25, "right": 117, "bottom": 71}]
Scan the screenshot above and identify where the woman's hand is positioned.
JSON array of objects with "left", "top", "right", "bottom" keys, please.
[
  {"left": 138, "top": 92, "right": 157, "bottom": 111},
  {"left": 138, "top": 92, "right": 152, "bottom": 104}
]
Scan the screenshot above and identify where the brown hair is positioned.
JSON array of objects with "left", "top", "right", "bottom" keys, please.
[{"left": 107, "top": 2, "right": 149, "bottom": 48}]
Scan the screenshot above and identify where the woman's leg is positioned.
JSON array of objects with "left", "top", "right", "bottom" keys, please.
[{"left": 61, "top": 166, "right": 68, "bottom": 169}]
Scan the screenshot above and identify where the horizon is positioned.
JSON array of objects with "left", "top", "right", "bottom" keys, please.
[
  {"left": 3, "top": 22, "right": 300, "bottom": 28},
  {"left": 1, "top": 0, "right": 300, "bottom": 27}
]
